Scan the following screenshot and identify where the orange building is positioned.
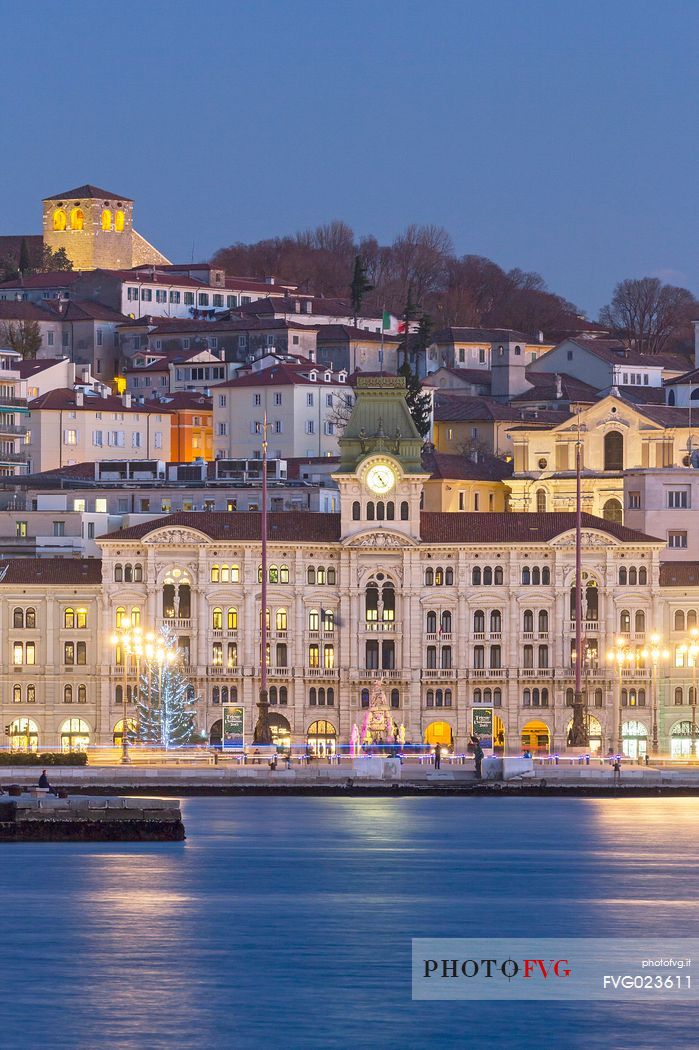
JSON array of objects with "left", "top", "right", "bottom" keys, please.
[{"left": 151, "top": 393, "right": 213, "bottom": 463}]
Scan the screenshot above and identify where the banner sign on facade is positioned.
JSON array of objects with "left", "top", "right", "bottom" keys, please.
[
  {"left": 472, "top": 707, "right": 493, "bottom": 749},
  {"left": 222, "top": 705, "right": 244, "bottom": 749}
]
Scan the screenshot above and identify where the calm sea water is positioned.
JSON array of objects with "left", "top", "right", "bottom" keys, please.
[{"left": 2, "top": 796, "right": 699, "bottom": 1050}]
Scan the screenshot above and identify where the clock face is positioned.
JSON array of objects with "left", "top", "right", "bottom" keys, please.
[{"left": 366, "top": 464, "right": 396, "bottom": 495}]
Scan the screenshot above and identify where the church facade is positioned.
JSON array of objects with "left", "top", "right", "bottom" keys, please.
[{"left": 1, "top": 376, "right": 699, "bottom": 759}]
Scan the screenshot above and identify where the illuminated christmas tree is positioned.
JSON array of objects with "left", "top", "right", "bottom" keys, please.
[{"left": 137, "top": 631, "right": 199, "bottom": 748}]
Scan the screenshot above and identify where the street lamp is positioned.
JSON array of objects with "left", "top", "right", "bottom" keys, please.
[
  {"left": 677, "top": 626, "right": 699, "bottom": 760},
  {"left": 644, "top": 633, "right": 670, "bottom": 756},
  {"left": 110, "top": 625, "right": 144, "bottom": 764}
]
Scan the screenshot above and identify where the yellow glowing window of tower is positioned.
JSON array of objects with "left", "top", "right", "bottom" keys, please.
[
  {"left": 53, "top": 208, "right": 67, "bottom": 231},
  {"left": 101, "top": 208, "right": 112, "bottom": 231},
  {"left": 70, "top": 207, "right": 84, "bottom": 230},
  {"left": 115, "top": 210, "right": 125, "bottom": 232}
]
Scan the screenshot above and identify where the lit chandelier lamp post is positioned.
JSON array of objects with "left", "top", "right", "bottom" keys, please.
[
  {"left": 568, "top": 417, "right": 589, "bottom": 748},
  {"left": 110, "top": 625, "right": 144, "bottom": 765},
  {"left": 607, "top": 638, "right": 642, "bottom": 756},
  {"left": 677, "top": 627, "right": 699, "bottom": 760},
  {"left": 647, "top": 634, "right": 670, "bottom": 757}
]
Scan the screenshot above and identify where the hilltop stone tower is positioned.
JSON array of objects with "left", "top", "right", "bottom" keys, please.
[{"left": 42, "top": 183, "right": 169, "bottom": 271}]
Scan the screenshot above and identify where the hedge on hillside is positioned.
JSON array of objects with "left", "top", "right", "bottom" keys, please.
[{"left": 0, "top": 752, "right": 88, "bottom": 766}]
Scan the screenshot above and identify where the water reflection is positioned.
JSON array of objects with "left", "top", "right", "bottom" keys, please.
[{"left": 1, "top": 797, "right": 699, "bottom": 1049}]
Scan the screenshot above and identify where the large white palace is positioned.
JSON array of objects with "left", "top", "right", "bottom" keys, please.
[{"left": 2, "top": 376, "right": 699, "bottom": 758}]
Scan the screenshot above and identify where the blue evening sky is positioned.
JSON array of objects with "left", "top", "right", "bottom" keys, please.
[{"left": 1, "top": 0, "right": 696, "bottom": 315}]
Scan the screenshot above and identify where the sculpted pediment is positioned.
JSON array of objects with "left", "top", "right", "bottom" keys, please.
[
  {"left": 345, "top": 530, "right": 415, "bottom": 549},
  {"left": 549, "top": 529, "right": 615, "bottom": 549},
  {"left": 143, "top": 527, "right": 209, "bottom": 546}
]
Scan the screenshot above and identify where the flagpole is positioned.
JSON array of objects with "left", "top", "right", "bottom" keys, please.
[
  {"left": 253, "top": 411, "right": 273, "bottom": 745},
  {"left": 569, "top": 406, "right": 589, "bottom": 749}
]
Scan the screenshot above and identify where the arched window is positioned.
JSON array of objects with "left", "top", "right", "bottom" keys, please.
[
  {"left": 134, "top": 564, "right": 143, "bottom": 582},
  {"left": 635, "top": 610, "right": 645, "bottom": 634},
  {"left": 101, "top": 208, "right": 112, "bottom": 230},
  {"left": 78, "top": 684, "right": 86, "bottom": 703},
  {"left": 115, "top": 209, "right": 125, "bottom": 231},
  {"left": 532, "top": 567, "right": 541, "bottom": 585},
  {"left": 620, "top": 610, "right": 631, "bottom": 633},
  {"left": 276, "top": 609, "right": 287, "bottom": 631},
  {"left": 64, "top": 608, "right": 75, "bottom": 629},
  {"left": 361, "top": 688, "right": 370, "bottom": 708},
  {"left": 69, "top": 207, "right": 84, "bottom": 230},
  {"left": 376, "top": 501, "right": 385, "bottom": 520},
  {"left": 523, "top": 689, "right": 531, "bottom": 707},
  {"left": 675, "top": 687, "right": 684, "bottom": 706},
  {"left": 536, "top": 489, "right": 547, "bottom": 513},
  {"left": 269, "top": 565, "right": 279, "bottom": 583},
  {"left": 472, "top": 567, "right": 481, "bottom": 586},
  {"left": 473, "top": 610, "right": 485, "bottom": 634},
  {"left": 604, "top": 431, "right": 624, "bottom": 471},
  {"left": 538, "top": 610, "right": 548, "bottom": 633},
  {"left": 211, "top": 565, "right": 220, "bottom": 582},
  {"left": 639, "top": 567, "right": 647, "bottom": 585},
  {"left": 435, "top": 567, "right": 444, "bottom": 586},
  {"left": 390, "top": 688, "right": 399, "bottom": 709},
  {"left": 114, "top": 564, "right": 123, "bottom": 582},
  {"left": 541, "top": 567, "right": 550, "bottom": 585},
  {"left": 426, "top": 610, "right": 437, "bottom": 633},
  {"left": 473, "top": 688, "right": 482, "bottom": 704},
  {"left": 593, "top": 688, "right": 603, "bottom": 708},
  {"left": 629, "top": 567, "right": 637, "bottom": 586},
  {"left": 352, "top": 501, "right": 361, "bottom": 520},
  {"left": 326, "top": 567, "right": 336, "bottom": 585},
  {"left": 603, "top": 498, "right": 623, "bottom": 523},
  {"left": 494, "top": 566, "right": 504, "bottom": 585},
  {"left": 221, "top": 687, "right": 229, "bottom": 704},
  {"left": 308, "top": 609, "right": 320, "bottom": 631},
  {"left": 441, "top": 611, "right": 452, "bottom": 633},
  {"left": 490, "top": 610, "right": 501, "bottom": 633},
  {"left": 53, "top": 208, "right": 67, "bottom": 231},
  {"left": 619, "top": 567, "right": 627, "bottom": 585},
  {"left": 130, "top": 607, "right": 140, "bottom": 627},
  {"left": 227, "top": 608, "right": 238, "bottom": 630},
  {"left": 668, "top": 389, "right": 676, "bottom": 406},
  {"left": 124, "top": 564, "right": 133, "bottom": 583},
  {"left": 689, "top": 611, "right": 698, "bottom": 629},
  {"left": 212, "top": 686, "right": 220, "bottom": 705},
  {"left": 522, "top": 567, "right": 531, "bottom": 585},
  {"left": 400, "top": 501, "right": 409, "bottom": 520},
  {"left": 493, "top": 688, "right": 502, "bottom": 707},
  {"left": 13, "top": 608, "right": 23, "bottom": 629},
  {"left": 473, "top": 645, "right": 485, "bottom": 668},
  {"left": 279, "top": 686, "right": 288, "bottom": 705},
  {"left": 483, "top": 567, "right": 493, "bottom": 585},
  {"left": 64, "top": 685, "right": 73, "bottom": 703},
  {"left": 212, "top": 607, "right": 223, "bottom": 630},
  {"left": 307, "top": 567, "right": 316, "bottom": 585},
  {"left": 425, "top": 568, "right": 434, "bottom": 586},
  {"left": 317, "top": 567, "right": 326, "bottom": 585},
  {"left": 523, "top": 609, "right": 534, "bottom": 633},
  {"left": 366, "top": 502, "right": 375, "bottom": 521},
  {"left": 445, "top": 567, "right": 454, "bottom": 585},
  {"left": 675, "top": 610, "right": 686, "bottom": 631},
  {"left": 280, "top": 565, "right": 290, "bottom": 583}
]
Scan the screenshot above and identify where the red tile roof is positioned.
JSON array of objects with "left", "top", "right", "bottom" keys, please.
[
  {"left": 0, "top": 270, "right": 82, "bottom": 290},
  {"left": 0, "top": 301, "right": 57, "bottom": 322},
  {"left": 43, "top": 184, "right": 132, "bottom": 202},
  {"left": 101, "top": 511, "right": 342, "bottom": 543},
  {"left": 419, "top": 512, "right": 660, "bottom": 545},
  {"left": 28, "top": 389, "right": 174, "bottom": 414},
  {"left": 215, "top": 362, "right": 344, "bottom": 390},
  {"left": 659, "top": 562, "right": 699, "bottom": 587},
  {"left": 434, "top": 394, "right": 570, "bottom": 425},
  {"left": 421, "top": 449, "right": 513, "bottom": 482},
  {"left": 0, "top": 558, "right": 102, "bottom": 585},
  {"left": 316, "top": 324, "right": 401, "bottom": 344},
  {"left": 99, "top": 509, "right": 659, "bottom": 546},
  {"left": 15, "top": 358, "right": 68, "bottom": 378}
]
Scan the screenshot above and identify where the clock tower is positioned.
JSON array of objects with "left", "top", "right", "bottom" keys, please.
[{"left": 333, "top": 375, "right": 429, "bottom": 542}]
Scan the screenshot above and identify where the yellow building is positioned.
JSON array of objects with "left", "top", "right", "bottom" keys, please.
[
  {"left": 42, "top": 184, "right": 169, "bottom": 271},
  {"left": 507, "top": 394, "right": 698, "bottom": 521},
  {"left": 421, "top": 449, "right": 511, "bottom": 512}
]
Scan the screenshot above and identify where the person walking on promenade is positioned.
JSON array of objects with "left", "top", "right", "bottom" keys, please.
[
  {"left": 471, "top": 735, "right": 484, "bottom": 779},
  {"left": 434, "top": 745, "right": 441, "bottom": 770},
  {"left": 612, "top": 757, "right": 622, "bottom": 786}
]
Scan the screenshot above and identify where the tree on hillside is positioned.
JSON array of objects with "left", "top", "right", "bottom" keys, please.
[
  {"left": 398, "top": 286, "right": 421, "bottom": 369},
  {"left": 599, "top": 277, "right": 697, "bottom": 356},
  {"left": 350, "top": 255, "right": 373, "bottom": 325},
  {"left": 18, "top": 239, "right": 30, "bottom": 275},
  {"left": 0, "top": 320, "right": 42, "bottom": 359},
  {"left": 399, "top": 360, "right": 431, "bottom": 438}
]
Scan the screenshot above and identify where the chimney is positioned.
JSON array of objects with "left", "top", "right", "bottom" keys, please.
[
  {"left": 264, "top": 276, "right": 275, "bottom": 285},
  {"left": 554, "top": 373, "right": 563, "bottom": 400},
  {"left": 75, "top": 390, "right": 84, "bottom": 407},
  {"left": 122, "top": 393, "right": 132, "bottom": 408},
  {"left": 538, "top": 330, "right": 544, "bottom": 344}
]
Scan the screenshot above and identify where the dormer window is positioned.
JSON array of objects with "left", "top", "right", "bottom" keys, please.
[
  {"left": 338, "top": 373, "right": 346, "bottom": 383},
  {"left": 324, "top": 372, "right": 331, "bottom": 382},
  {"left": 309, "top": 371, "right": 317, "bottom": 382}
]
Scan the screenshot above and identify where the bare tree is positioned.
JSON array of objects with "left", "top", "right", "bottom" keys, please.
[
  {"left": 0, "top": 320, "right": 42, "bottom": 359},
  {"left": 325, "top": 389, "right": 355, "bottom": 435},
  {"left": 599, "top": 277, "right": 697, "bottom": 355}
]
